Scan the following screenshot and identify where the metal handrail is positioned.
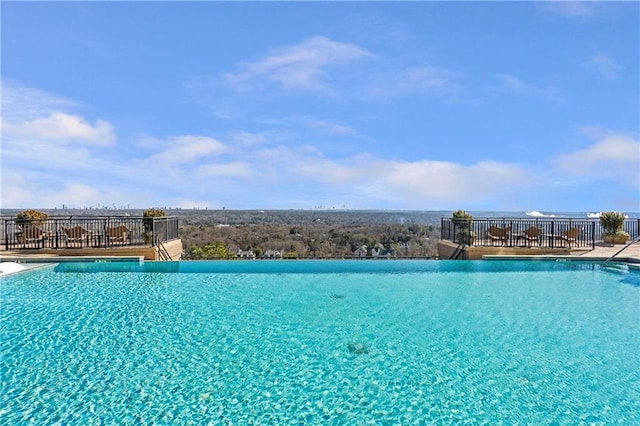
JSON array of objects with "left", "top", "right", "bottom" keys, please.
[
  {"left": 604, "top": 235, "right": 640, "bottom": 262},
  {"left": 155, "top": 237, "right": 172, "bottom": 261},
  {"left": 450, "top": 240, "right": 467, "bottom": 259}
]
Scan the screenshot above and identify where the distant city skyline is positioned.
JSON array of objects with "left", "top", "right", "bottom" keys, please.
[{"left": 1, "top": 2, "right": 638, "bottom": 211}]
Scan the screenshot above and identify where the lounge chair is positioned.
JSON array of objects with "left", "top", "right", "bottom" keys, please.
[
  {"left": 16, "top": 225, "right": 48, "bottom": 248},
  {"left": 62, "top": 225, "right": 90, "bottom": 247},
  {"left": 107, "top": 225, "right": 130, "bottom": 244},
  {"left": 521, "top": 226, "right": 542, "bottom": 247},
  {"left": 486, "top": 225, "right": 511, "bottom": 246},
  {"left": 561, "top": 228, "right": 581, "bottom": 247}
]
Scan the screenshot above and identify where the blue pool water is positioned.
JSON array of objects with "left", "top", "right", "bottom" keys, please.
[{"left": 1, "top": 260, "right": 639, "bottom": 424}]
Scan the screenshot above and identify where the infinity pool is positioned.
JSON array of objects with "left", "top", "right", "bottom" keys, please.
[{"left": 1, "top": 260, "right": 639, "bottom": 424}]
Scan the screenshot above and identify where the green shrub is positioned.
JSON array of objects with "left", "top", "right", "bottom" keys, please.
[
  {"left": 599, "top": 212, "right": 627, "bottom": 236},
  {"left": 143, "top": 208, "right": 166, "bottom": 218},
  {"left": 452, "top": 209, "right": 473, "bottom": 229},
  {"left": 143, "top": 208, "right": 166, "bottom": 235},
  {"left": 15, "top": 209, "right": 49, "bottom": 226}
]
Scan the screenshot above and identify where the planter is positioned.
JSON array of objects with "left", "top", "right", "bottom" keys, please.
[
  {"left": 455, "top": 234, "right": 476, "bottom": 245},
  {"left": 603, "top": 235, "right": 628, "bottom": 244}
]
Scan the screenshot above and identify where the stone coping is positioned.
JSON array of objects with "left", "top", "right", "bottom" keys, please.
[{"left": 0, "top": 255, "right": 144, "bottom": 263}]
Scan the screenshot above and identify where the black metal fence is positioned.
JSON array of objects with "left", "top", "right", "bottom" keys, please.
[
  {"left": 2, "top": 216, "right": 179, "bottom": 250},
  {"left": 441, "top": 217, "right": 640, "bottom": 250}
]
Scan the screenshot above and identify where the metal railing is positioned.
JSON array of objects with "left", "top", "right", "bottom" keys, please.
[
  {"left": 1, "top": 216, "right": 179, "bottom": 250},
  {"left": 441, "top": 217, "right": 640, "bottom": 250}
]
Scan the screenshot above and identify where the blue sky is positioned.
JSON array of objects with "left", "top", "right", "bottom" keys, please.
[{"left": 1, "top": 1, "right": 638, "bottom": 212}]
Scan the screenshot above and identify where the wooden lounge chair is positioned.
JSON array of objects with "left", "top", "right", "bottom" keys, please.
[
  {"left": 486, "top": 226, "right": 511, "bottom": 246},
  {"left": 62, "top": 225, "right": 90, "bottom": 247},
  {"left": 16, "top": 225, "right": 48, "bottom": 248},
  {"left": 107, "top": 225, "right": 130, "bottom": 244},
  {"left": 521, "top": 226, "right": 542, "bottom": 247},
  {"left": 561, "top": 228, "right": 581, "bottom": 247}
]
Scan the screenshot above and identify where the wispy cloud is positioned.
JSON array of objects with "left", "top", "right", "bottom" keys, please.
[
  {"left": 490, "top": 74, "right": 561, "bottom": 102},
  {"left": 584, "top": 53, "right": 622, "bottom": 80},
  {"left": 539, "top": 1, "right": 600, "bottom": 18},
  {"left": 1, "top": 80, "right": 77, "bottom": 120},
  {"left": 197, "top": 162, "right": 255, "bottom": 179},
  {"left": 142, "top": 135, "right": 228, "bottom": 166},
  {"left": 289, "top": 153, "right": 530, "bottom": 208},
  {"left": 1, "top": 81, "right": 118, "bottom": 174},
  {"left": 223, "top": 36, "right": 374, "bottom": 94},
  {"left": 2, "top": 112, "right": 115, "bottom": 146},
  {"left": 3, "top": 80, "right": 636, "bottom": 210},
  {"left": 188, "top": 35, "right": 469, "bottom": 119},
  {"left": 553, "top": 131, "right": 639, "bottom": 183},
  {"left": 368, "top": 66, "right": 464, "bottom": 101},
  {"left": 2, "top": 82, "right": 115, "bottom": 147},
  {"left": 259, "top": 115, "right": 359, "bottom": 137}
]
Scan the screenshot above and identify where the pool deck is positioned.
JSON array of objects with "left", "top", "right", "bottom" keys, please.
[
  {"left": 0, "top": 239, "right": 183, "bottom": 261},
  {"left": 1, "top": 241, "right": 639, "bottom": 265},
  {"left": 576, "top": 241, "right": 640, "bottom": 260},
  {"left": 482, "top": 241, "right": 640, "bottom": 264}
]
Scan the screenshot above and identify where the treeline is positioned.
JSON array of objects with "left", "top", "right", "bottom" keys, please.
[{"left": 180, "top": 222, "right": 440, "bottom": 259}]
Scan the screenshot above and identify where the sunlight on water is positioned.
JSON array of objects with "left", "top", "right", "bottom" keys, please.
[{"left": 1, "top": 261, "right": 639, "bottom": 424}]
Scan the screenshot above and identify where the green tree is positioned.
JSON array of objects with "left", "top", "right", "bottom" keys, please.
[{"left": 189, "top": 242, "right": 229, "bottom": 259}]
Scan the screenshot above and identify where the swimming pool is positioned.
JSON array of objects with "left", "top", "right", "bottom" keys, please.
[{"left": 1, "top": 260, "right": 638, "bottom": 423}]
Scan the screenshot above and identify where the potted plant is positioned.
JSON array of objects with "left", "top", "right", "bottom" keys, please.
[
  {"left": 15, "top": 209, "right": 49, "bottom": 227},
  {"left": 600, "top": 211, "right": 628, "bottom": 244},
  {"left": 452, "top": 210, "right": 476, "bottom": 244},
  {"left": 142, "top": 208, "right": 166, "bottom": 244}
]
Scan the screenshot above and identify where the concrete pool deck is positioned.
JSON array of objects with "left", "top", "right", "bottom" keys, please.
[
  {"left": 1, "top": 241, "right": 639, "bottom": 265},
  {"left": 482, "top": 241, "right": 640, "bottom": 264}
]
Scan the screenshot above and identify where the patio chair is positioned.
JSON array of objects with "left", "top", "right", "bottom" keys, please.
[
  {"left": 62, "top": 225, "right": 90, "bottom": 247},
  {"left": 521, "top": 226, "right": 542, "bottom": 247},
  {"left": 16, "top": 225, "right": 48, "bottom": 248},
  {"left": 486, "top": 225, "right": 511, "bottom": 246},
  {"left": 561, "top": 228, "right": 581, "bottom": 247},
  {"left": 107, "top": 225, "right": 130, "bottom": 245}
]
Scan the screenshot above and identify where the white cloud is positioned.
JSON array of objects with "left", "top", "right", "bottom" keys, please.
[
  {"left": 3, "top": 112, "right": 115, "bottom": 146},
  {"left": 0, "top": 171, "right": 31, "bottom": 208},
  {"left": 2, "top": 78, "right": 634, "bottom": 210},
  {"left": 223, "top": 36, "right": 373, "bottom": 93},
  {"left": 493, "top": 74, "right": 561, "bottom": 101},
  {"left": 145, "top": 135, "right": 228, "bottom": 165},
  {"left": 308, "top": 119, "right": 358, "bottom": 136},
  {"left": 1, "top": 79, "right": 76, "bottom": 120},
  {"left": 228, "top": 131, "right": 269, "bottom": 147},
  {"left": 287, "top": 151, "right": 530, "bottom": 208},
  {"left": 39, "top": 183, "right": 102, "bottom": 208},
  {"left": 197, "top": 162, "right": 255, "bottom": 178},
  {"left": 370, "top": 66, "right": 462, "bottom": 100},
  {"left": 553, "top": 133, "right": 639, "bottom": 182},
  {"left": 2, "top": 81, "right": 116, "bottom": 147},
  {"left": 584, "top": 53, "right": 622, "bottom": 80},
  {"left": 1, "top": 82, "right": 120, "bottom": 184},
  {"left": 539, "top": 2, "right": 600, "bottom": 18}
]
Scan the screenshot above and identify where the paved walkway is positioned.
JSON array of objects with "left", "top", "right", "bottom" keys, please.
[
  {"left": 576, "top": 241, "right": 640, "bottom": 261},
  {"left": 2, "top": 242, "right": 639, "bottom": 263}
]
